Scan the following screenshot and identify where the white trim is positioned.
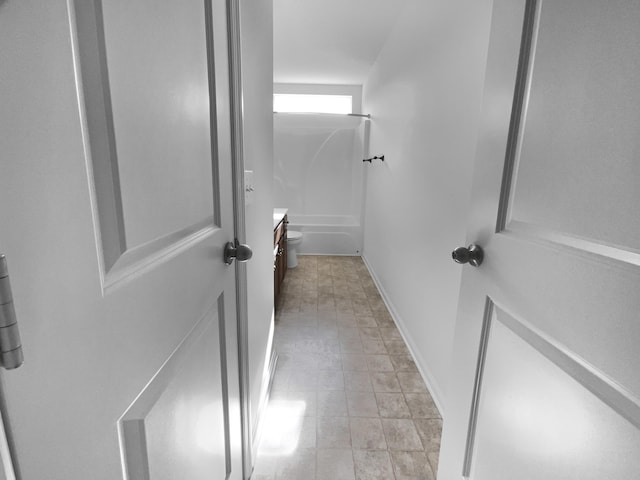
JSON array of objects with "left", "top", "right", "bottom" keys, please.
[
  {"left": 251, "top": 349, "right": 278, "bottom": 457},
  {"left": 226, "top": 0, "right": 253, "bottom": 478},
  {"left": 361, "top": 254, "right": 446, "bottom": 418},
  {"left": 0, "top": 409, "right": 14, "bottom": 480},
  {"left": 0, "top": 408, "right": 16, "bottom": 480},
  {"left": 251, "top": 314, "right": 276, "bottom": 449}
]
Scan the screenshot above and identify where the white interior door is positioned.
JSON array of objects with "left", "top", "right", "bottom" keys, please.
[
  {"left": 438, "top": 0, "right": 640, "bottom": 479},
  {"left": 0, "top": 0, "right": 244, "bottom": 478}
]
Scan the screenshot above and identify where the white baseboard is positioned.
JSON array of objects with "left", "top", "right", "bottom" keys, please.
[
  {"left": 362, "top": 254, "right": 446, "bottom": 418},
  {"left": 251, "top": 348, "right": 278, "bottom": 457}
]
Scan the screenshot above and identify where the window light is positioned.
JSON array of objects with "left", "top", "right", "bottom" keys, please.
[{"left": 273, "top": 94, "right": 353, "bottom": 115}]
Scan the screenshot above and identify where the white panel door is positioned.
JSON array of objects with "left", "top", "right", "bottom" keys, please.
[
  {"left": 0, "top": 0, "right": 244, "bottom": 479},
  {"left": 439, "top": 1, "right": 640, "bottom": 479}
]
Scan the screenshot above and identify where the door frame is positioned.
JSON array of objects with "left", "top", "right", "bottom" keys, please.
[{"left": 226, "top": 0, "right": 253, "bottom": 477}]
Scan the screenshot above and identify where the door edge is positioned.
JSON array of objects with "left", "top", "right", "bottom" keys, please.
[{"left": 226, "top": 1, "right": 253, "bottom": 478}]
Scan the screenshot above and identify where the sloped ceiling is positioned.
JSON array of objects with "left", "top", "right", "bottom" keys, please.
[{"left": 273, "top": 0, "right": 409, "bottom": 85}]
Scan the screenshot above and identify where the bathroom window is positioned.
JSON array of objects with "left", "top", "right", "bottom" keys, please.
[{"left": 273, "top": 93, "right": 353, "bottom": 115}]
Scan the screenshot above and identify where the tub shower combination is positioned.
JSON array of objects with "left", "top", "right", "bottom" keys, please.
[
  {"left": 287, "top": 214, "right": 362, "bottom": 256},
  {"left": 274, "top": 113, "right": 370, "bottom": 258}
]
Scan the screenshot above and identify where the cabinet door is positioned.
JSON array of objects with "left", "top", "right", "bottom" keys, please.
[{"left": 282, "top": 216, "right": 288, "bottom": 277}]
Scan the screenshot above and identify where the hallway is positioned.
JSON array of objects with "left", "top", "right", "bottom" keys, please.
[{"left": 252, "top": 256, "right": 442, "bottom": 479}]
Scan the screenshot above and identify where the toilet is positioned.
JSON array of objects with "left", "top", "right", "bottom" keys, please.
[{"left": 286, "top": 230, "right": 304, "bottom": 268}]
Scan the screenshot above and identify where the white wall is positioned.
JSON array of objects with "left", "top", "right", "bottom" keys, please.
[
  {"left": 362, "top": 0, "right": 493, "bottom": 414},
  {"left": 239, "top": 0, "right": 275, "bottom": 451},
  {"left": 273, "top": 0, "right": 409, "bottom": 84}
]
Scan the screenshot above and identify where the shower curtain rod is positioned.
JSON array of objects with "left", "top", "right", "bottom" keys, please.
[{"left": 273, "top": 112, "right": 371, "bottom": 119}]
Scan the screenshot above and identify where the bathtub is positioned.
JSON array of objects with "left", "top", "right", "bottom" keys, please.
[{"left": 287, "top": 214, "right": 363, "bottom": 256}]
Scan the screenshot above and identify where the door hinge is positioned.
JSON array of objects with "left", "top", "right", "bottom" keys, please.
[{"left": 0, "top": 256, "right": 24, "bottom": 369}]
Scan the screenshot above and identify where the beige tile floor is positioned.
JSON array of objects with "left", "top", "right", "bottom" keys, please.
[{"left": 252, "top": 256, "right": 442, "bottom": 480}]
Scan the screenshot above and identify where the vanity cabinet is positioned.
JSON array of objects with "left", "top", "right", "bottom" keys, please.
[{"left": 274, "top": 214, "right": 287, "bottom": 308}]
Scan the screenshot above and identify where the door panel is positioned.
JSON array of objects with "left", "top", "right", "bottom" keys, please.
[
  {"left": 101, "top": 0, "right": 216, "bottom": 249},
  {"left": 0, "top": 0, "right": 243, "bottom": 478},
  {"left": 471, "top": 305, "right": 640, "bottom": 480},
  {"left": 496, "top": 0, "right": 640, "bottom": 399},
  {"left": 438, "top": 0, "right": 640, "bottom": 478},
  {"left": 508, "top": 1, "right": 640, "bottom": 250},
  {"left": 74, "top": 0, "right": 233, "bottom": 290},
  {"left": 120, "top": 298, "right": 230, "bottom": 480}
]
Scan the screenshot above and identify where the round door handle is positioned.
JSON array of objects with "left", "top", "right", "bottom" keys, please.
[
  {"left": 224, "top": 241, "right": 253, "bottom": 265},
  {"left": 452, "top": 244, "right": 484, "bottom": 267}
]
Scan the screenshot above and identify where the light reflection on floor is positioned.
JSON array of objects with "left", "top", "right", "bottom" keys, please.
[{"left": 257, "top": 400, "right": 307, "bottom": 456}]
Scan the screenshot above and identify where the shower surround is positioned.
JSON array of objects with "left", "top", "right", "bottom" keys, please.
[{"left": 274, "top": 113, "right": 368, "bottom": 255}]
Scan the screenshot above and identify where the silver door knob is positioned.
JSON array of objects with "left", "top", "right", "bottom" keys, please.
[
  {"left": 452, "top": 244, "right": 484, "bottom": 267},
  {"left": 224, "top": 241, "right": 253, "bottom": 265}
]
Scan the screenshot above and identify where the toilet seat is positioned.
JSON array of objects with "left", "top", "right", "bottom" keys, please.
[{"left": 287, "top": 231, "right": 303, "bottom": 241}]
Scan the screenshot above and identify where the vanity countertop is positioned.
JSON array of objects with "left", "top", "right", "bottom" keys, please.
[{"left": 273, "top": 208, "right": 288, "bottom": 230}]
